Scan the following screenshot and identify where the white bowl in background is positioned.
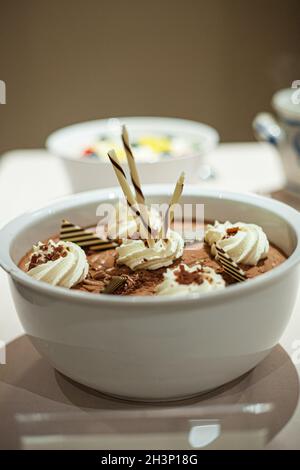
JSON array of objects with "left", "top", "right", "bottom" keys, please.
[
  {"left": 0, "top": 186, "right": 299, "bottom": 401},
  {"left": 46, "top": 117, "right": 219, "bottom": 193}
]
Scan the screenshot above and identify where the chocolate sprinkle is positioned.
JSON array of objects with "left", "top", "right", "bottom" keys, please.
[
  {"left": 226, "top": 227, "right": 239, "bottom": 237},
  {"left": 28, "top": 243, "right": 68, "bottom": 270}
]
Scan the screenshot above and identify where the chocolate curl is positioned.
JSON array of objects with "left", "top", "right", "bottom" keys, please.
[
  {"left": 107, "top": 149, "right": 154, "bottom": 246},
  {"left": 122, "top": 125, "right": 155, "bottom": 244},
  {"left": 102, "top": 276, "right": 126, "bottom": 294},
  {"left": 215, "top": 246, "right": 247, "bottom": 282},
  {"left": 60, "top": 219, "right": 117, "bottom": 252},
  {"left": 121, "top": 125, "right": 145, "bottom": 206},
  {"left": 162, "top": 171, "right": 185, "bottom": 238}
]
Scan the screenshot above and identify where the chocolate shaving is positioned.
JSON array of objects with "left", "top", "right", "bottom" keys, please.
[
  {"left": 82, "top": 285, "right": 101, "bottom": 293},
  {"left": 174, "top": 264, "right": 204, "bottom": 286},
  {"left": 28, "top": 243, "right": 68, "bottom": 270},
  {"left": 118, "top": 274, "right": 136, "bottom": 291},
  {"left": 102, "top": 276, "right": 126, "bottom": 294},
  {"left": 83, "top": 279, "right": 103, "bottom": 287},
  {"left": 28, "top": 253, "right": 43, "bottom": 270},
  {"left": 226, "top": 227, "right": 239, "bottom": 236},
  {"left": 92, "top": 270, "right": 107, "bottom": 280}
]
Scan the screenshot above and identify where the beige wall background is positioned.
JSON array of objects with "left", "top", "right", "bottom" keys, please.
[{"left": 0, "top": 0, "right": 300, "bottom": 154}]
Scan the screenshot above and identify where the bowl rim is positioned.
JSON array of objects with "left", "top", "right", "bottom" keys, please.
[
  {"left": 45, "top": 116, "right": 219, "bottom": 165},
  {"left": 1, "top": 185, "right": 300, "bottom": 307}
]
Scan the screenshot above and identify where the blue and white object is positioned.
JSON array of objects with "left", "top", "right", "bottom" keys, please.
[{"left": 253, "top": 88, "right": 300, "bottom": 192}]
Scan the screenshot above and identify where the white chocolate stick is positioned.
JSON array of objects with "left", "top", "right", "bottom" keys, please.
[
  {"left": 122, "top": 125, "right": 145, "bottom": 205},
  {"left": 121, "top": 125, "right": 156, "bottom": 242},
  {"left": 107, "top": 149, "right": 154, "bottom": 246},
  {"left": 162, "top": 172, "right": 185, "bottom": 238}
]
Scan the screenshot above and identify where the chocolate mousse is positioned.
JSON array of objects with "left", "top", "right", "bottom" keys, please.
[
  {"left": 18, "top": 126, "right": 288, "bottom": 297},
  {"left": 19, "top": 221, "right": 287, "bottom": 296}
]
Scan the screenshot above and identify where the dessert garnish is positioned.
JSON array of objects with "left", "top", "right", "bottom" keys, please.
[
  {"left": 226, "top": 227, "right": 239, "bottom": 236},
  {"left": 60, "top": 219, "right": 117, "bottom": 252},
  {"left": 116, "top": 229, "right": 184, "bottom": 270},
  {"left": 102, "top": 276, "right": 126, "bottom": 294},
  {"left": 80, "top": 278, "right": 107, "bottom": 294},
  {"left": 108, "top": 149, "right": 155, "bottom": 246},
  {"left": 205, "top": 221, "right": 269, "bottom": 266},
  {"left": 161, "top": 171, "right": 185, "bottom": 238},
  {"left": 27, "top": 241, "right": 68, "bottom": 270},
  {"left": 156, "top": 263, "right": 225, "bottom": 296},
  {"left": 107, "top": 201, "right": 162, "bottom": 241},
  {"left": 117, "top": 125, "right": 158, "bottom": 244},
  {"left": 107, "top": 127, "right": 185, "bottom": 270},
  {"left": 215, "top": 246, "right": 247, "bottom": 283},
  {"left": 122, "top": 125, "right": 145, "bottom": 206},
  {"left": 26, "top": 240, "right": 89, "bottom": 288}
]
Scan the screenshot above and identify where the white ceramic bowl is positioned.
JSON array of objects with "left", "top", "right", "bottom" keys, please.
[
  {"left": 46, "top": 117, "right": 219, "bottom": 193},
  {"left": 1, "top": 186, "right": 300, "bottom": 401}
]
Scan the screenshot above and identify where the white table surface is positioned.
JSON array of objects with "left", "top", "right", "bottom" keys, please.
[{"left": 0, "top": 143, "right": 299, "bottom": 449}]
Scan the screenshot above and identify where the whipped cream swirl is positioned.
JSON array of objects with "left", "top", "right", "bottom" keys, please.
[
  {"left": 116, "top": 229, "right": 184, "bottom": 270},
  {"left": 107, "top": 201, "right": 162, "bottom": 240},
  {"left": 205, "top": 221, "right": 269, "bottom": 266},
  {"left": 27, "top": 240, "right": 89, "bottom": 288},
  {"left": 156, "top": 263, "right": 225, "bottom": 296}
]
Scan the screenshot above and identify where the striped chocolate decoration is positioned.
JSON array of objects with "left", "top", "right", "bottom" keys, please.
[
  {"left": 162, "top": 171, "right": 185, "bottom": 238},
  {"left": 215, "top": 245, "right": 247, "bottom": 282},
  {"left": 60, "top": 220, "right": 117, "bottom": 252},
  {"left": 121, "top": 125, "right": 145, "bottom": 205},
  {"left": 127, "top": 201, "right": 153, "bottom": 239},
  {"left": 107, "top": 149, "right": 154, "bottom": 242}
]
